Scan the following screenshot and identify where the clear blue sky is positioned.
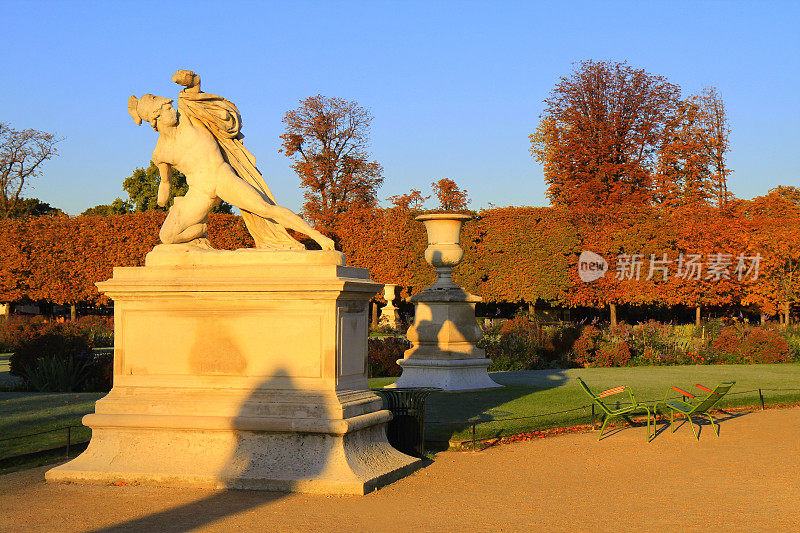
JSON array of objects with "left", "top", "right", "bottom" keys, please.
[{"left": 2, "top": 0, "right": 798, "bottom": 215}]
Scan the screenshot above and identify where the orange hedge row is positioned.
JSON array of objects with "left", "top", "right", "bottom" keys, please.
[{"left": 0, "top": 204, "right": 797, "bottom": 315}]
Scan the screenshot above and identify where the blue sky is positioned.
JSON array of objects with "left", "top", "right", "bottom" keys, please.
[{"left": 2, "top": 0, "right": 798, "bottom": 215}]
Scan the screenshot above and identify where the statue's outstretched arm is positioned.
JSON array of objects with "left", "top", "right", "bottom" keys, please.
[{"left": 157, "top": 162, "right": 172, "bottom": 207}]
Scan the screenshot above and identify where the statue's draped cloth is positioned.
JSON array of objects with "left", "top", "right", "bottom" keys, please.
[{"left": 178, "top": 91, "right": 303, "bottom": 250}]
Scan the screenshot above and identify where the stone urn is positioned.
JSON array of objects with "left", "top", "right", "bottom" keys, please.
[
  {"left": 391, "top": 213, "right": 501, "bottom": 391},
  {"left": 417, "top": 213, "right": 471, "bottom": 290},
  {"left": 379, "top": 283, "right": 400, "bottom": 329}
]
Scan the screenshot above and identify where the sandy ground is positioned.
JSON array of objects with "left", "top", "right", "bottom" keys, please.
[{"left": 2, "top": 407, "right": 799, "bottom": 532}]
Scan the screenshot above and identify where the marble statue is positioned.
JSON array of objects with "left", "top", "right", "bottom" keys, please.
[{"left": 127, "top": 70, "right": 334, "bottom": 251}]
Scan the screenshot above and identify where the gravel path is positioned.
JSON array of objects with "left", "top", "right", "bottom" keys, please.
[{"left": 2, "top": 407, "right": 799, "bottom": 532}]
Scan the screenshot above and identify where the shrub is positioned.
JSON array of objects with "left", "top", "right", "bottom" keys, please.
[
  {"left": 8, "top": 320, "right": 111, "bottom": 392},
  {"left": 738, "top": 329, "right": 791, "bottom": 363},
  {"left": 710, "top": 326, "right": 791, "bottom": 364},
  {"left": 480, "top": 314, "right": 577, "bottom": 370},
  {"left": 19, "top": 354, "right": 92, "bottom": 392},
  {"left": 9, "top": 321, "right": 93, "bottom": 377},
  {"left": 75, "top": 315, "right": 114, "bottom": 347},
  {"left": 368, "top": 336, "right": 409, "bottom": 377},
  {"left": 0, "top": 316, "right": 45, "bottom": 353},
  {"left": 595, "top": 341, "right": 632, "bottom": 367},
  {"left": 570, "top": 325, "right": 602, "bottom": 367}
]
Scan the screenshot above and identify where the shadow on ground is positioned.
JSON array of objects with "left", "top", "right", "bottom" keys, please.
[{"left": 420, "top": 369, "right": 570, "bottom": 448}]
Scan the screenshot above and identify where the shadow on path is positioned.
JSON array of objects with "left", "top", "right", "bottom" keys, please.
[{"left": 87, "top": 367, "right": 328, "bottom": 532}]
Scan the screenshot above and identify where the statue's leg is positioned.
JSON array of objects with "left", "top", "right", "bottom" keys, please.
[
  {"left": 159, "top": 194, "right": 214, "bottom": 245},
  {"left": 215, "top": 172, "right": 335, "bottom": 251}
]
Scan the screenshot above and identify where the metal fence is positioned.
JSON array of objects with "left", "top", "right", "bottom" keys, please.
[{"left": 0, "top": 425, "right": 85, "bottom": 463}]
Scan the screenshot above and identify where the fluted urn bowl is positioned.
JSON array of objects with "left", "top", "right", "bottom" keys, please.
[{"left": 416, "top": 213, "right": 471, "bottom": 268}]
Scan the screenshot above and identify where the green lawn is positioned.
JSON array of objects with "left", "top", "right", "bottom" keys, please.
[
  {"left": 371, "top": 364, "right": 800, "bottom": 443},
  {"left": 0, "top": 392, "right": 103, "bottom": 461},
  {"left": 1, "top": 364, "right": 798, "bottom": 466}
]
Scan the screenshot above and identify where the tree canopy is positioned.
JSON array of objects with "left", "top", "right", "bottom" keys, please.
[
  {"left": 280, "top": 95, "right": 384, "bottom": 229},
  {"left": 432, "top": 178, "right": 470, "bottom": 211},
  {"left": 530, "top": 60, "right": 731, "bottom": 212}
]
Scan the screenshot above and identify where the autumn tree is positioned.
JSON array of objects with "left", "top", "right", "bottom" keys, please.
[
  {"left": 432, "top": 178, "right": 470, "bottom": 211},
  {"left": 388, "top": 189, "right": 429, "bottom": 210},
  {"left": 280, "top": 95, "right": 384, "bottom": 228},
  {"left": 0, "top": 123, "right": 62, "bottom": 218},
  {"left": 530, "top": 60, "right": 680, "bottom": 211},
  {"left": 653, "top": 96, "right": 715, "bottom": 209},
  {"left": 699, "top": 87, "right": 732, "bottom": 207}
]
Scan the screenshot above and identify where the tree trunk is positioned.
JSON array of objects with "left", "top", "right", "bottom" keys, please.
[
  {"left": 695, "top": 306, "right": 701, "bottom": 326},
  {"left": 70, "top": 303, "right": 77, "bottom": 322},
  {"left": 783, "top": 301, "right": 791, "bottom": 328},
  {"left": 609, "top": 303, "right": 617, "bottom": 328},
  {"left": 371, "top": 301, "right": 378, "bottom": 329},
  {"left": 761, "top": 313, "right": 766, "bottom": 326}
]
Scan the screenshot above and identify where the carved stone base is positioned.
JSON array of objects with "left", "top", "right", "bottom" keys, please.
[
  {"left": 46, "top": 409, "right": 419, "bottom": 495},
  {"left": 46, "top": 247, "right": 419, "bottom": 494},
  {"left": 390, "top": 358, "right": 502, "bottom": 392}
]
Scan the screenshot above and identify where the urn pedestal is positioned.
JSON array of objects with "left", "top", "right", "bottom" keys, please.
[
  {"left": 46, "top": 246, "right": 420, "bottom": 494},
  {"left": 378, "top": 284, "right": 400, "bottom": 329},
  {"left": 391, "top": 214, "right": 501, "bottom": 392}
]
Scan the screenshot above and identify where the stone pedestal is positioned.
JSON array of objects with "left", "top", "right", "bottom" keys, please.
[
  {"left": 391, "top": 214, "right": 501, "bottom": 392},
  {"left": 378, "top": 284, "right": 400, "bottom": 329},
  {"left": 392, "top": 288, "right": 501, "bottom": 391},
  {"left": 46, "top": 246, "right": 419, "bottom": 495}
]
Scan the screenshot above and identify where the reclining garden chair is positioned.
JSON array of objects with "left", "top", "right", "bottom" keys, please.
[
  {"left": 577, "top": 378, "right": 653, "bottom": 442},
  {"left": 655, "top": 382, "right": 735, "bottom": 440}
]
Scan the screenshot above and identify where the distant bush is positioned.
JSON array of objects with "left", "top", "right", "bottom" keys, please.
[
  {"left": 8, "top": 320, "right": 111, "bottom": 392},
  {"left": 595, "top": 341, "right": 632, "bottom": 367},
  {"left": 710, "top": 326, "right": 791, "bottom": 364},
  {"left": 75, "top": 315, "right": 114, "bottom": 347},
  {"left": 482, "top": 315, "right": 578, "bottom": 370},
  {"left": 570, "top": 325, "right": 602, "bottom": 367},
  {"left": 368, "top": 337, "right": 408, "bottom": 377}
]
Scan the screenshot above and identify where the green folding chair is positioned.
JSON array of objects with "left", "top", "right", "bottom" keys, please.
[
  {"left": 577, "top": 378, "right": 653, "bottom": 441},
  {"left": 655, "top": 381, "right": 735, "bottom": 440}
]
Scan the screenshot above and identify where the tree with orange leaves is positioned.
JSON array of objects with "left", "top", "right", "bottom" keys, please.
[
  {"left": 280, "top": 95, "right": 383, "bottom": 229},
  {"left": 699, "top": 87, "right": 732, "bottom": 207},
  {"left": 530, "top": 60, "right": 681, "bottom": 211},
  {"left": 654, "top": 95, "right": 716, "bottom": 210},
  {"left": 431, "top": 178, "right": 469, "bottom": 210}
]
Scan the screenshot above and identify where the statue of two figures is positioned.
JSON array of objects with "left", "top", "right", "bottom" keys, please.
[{"left": 128, "top": 69, "right": 334, "bottom": 252}]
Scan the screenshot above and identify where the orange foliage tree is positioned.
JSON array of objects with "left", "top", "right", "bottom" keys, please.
[
  {"left": 0, "top": 213, "right": 253, "bottom": 309},
  {"left": 280, "top": 95, "right": 384, "bottom": 229},
  {"left": 431, "top": 178, "right": 470, "bottom": 211},
  {"left": 530, "top": 60, "right": 680, "bottom": 210}
]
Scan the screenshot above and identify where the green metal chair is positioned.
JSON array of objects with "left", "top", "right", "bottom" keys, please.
[
  {"left": 577, "top": 378, "right": 653, "bottom": 441},
  {"left": 655, "top": 382, "right": 735, "bottom": 440}
]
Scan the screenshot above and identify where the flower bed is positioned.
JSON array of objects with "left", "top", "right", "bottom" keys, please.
[{"left": 477, "top": 316, "right": 800, "bottom": 371}]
